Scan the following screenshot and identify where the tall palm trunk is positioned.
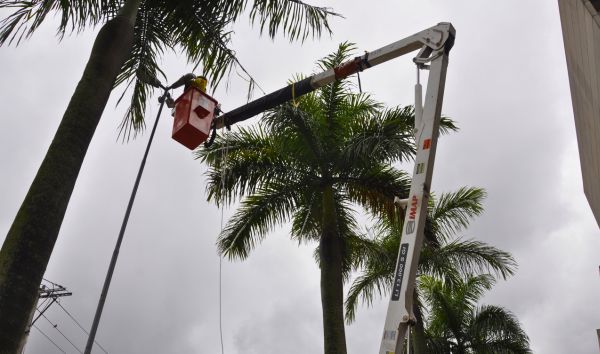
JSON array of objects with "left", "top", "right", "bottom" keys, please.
[
  {"left": 0, "top": 0, "right": 141, "bottom": 350},
  {"left": 412, "top": 293, "right": 427, "bottom": 354},
  {"left": 319, "top": 186, "right": 347, "bottom": 354}
]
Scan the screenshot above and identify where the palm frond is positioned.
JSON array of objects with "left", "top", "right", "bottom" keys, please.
[
  {"left": 340, "top": 105, "right": 416, "bottom": 167},
  {"left": 199, "top": 128, "right": 314, "bottom": 206},
  {"left": 419, "top": 275, "right": 466, "bottom": 340},
  {"left": 455, "top": 274, "right": 495, "bottom": 308},
  {"left": 439, "top": 115, "right": 459, "bottom": 135},
  {"left": 263, "top": 103, "right": 325, "bottom": 166},
  {"left": 338, "top": 165, "right": 411, "bottom": 221},
  {"left": 431, "top": 187, "right": 486, "bottom": 239},
  {"left": 115, "top": 2, "right": 169, "bottom": 139},
  {"left": 217, "top": 180, "right": 306, "bottom": 259},
  {"left": 290, "top": 190, "right": 320, "bottom": 242},
  {"left": 425, "top": 335, "right": 454, "bottom": 354},
  {"left": 469, "top": 305, "right": 531, "bottom": 353},
  {"left": 419, "top": 238, "right": 517, "bottom": 281},
  {"left": 249, "top": 0, "right": 340, "bottom": 41},
  {"left": 346, "top": 233, "right": 390, "bottom": 272},
  {"left": 0, "top": 0, "right": 117, "bottom": 46},
  {"left": 316, "top": 42, "right": 355, "bottom": 147},
  {"left": 345, "top": 266, "right": 392, "bottom": 323}
]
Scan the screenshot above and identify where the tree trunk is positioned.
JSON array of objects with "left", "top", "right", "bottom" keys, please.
[
  {"left": 0, "top": 1, "right": 140, "bottom": 350},
  {"left": 319, "top": 186, "right": 347, "bottom": 354},
  {"left": 412, "top": 290, "right": 428, "bottom": 354}
]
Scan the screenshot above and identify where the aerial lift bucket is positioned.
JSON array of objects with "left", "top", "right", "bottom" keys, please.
[{"left": 172, "top": 79, "right": 218, "bottom": 150}]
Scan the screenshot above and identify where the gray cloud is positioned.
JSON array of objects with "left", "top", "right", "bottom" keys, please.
[{"left": 2, "top": 1, "right": 599, "bottom": 353}]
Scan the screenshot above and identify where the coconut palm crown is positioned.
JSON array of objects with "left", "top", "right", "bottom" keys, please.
[
  {"left": 345, "top": 187, "right": 518, "bottom": 322},
  {"left": 345, "top": 187, "right": 519, "bottom": 354},
  {"left": 421, "top": 274, "right": 531, "bottom": 354}
]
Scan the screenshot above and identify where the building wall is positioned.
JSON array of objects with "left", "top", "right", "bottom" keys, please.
[{"left": 558, "top": 0, "right": 600, "bottom": 227}]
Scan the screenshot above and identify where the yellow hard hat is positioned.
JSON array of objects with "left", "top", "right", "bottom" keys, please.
[{"left": 191, "top": 76, "right": 208, "bottom": 93}]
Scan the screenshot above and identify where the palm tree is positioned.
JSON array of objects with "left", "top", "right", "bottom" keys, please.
[
  {"left": 345, "top": 187, "right": 518, "bottom": 354},
  {"left": 420, "top": 274, "right": 531, "bottom": 353},
  {"left": 198, "top": 42, "right": 456, "bottom": 354},
  {"left": 0, "top": 1, "right": 337, "bottom": 350}
]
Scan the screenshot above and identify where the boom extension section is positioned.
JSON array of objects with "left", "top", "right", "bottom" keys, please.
[{"left": 213, "top": 23, "right": 454, "bottom": 129}]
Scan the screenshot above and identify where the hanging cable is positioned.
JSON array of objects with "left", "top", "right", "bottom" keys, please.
[
  {"left": 357, "top": 72, "right": 362, "bottom": 93},
  {"left": 84, "top": 87, "right": 170, "bottom": 354},
  {"left": 298, "top": 193, "right": 316, "bottom": 237},
  {"left": 291, "top": 82, "right": 300, "bottom": 107},
  {"left": 40, "top": 312, "right": 84, "bottom": 354},
  {"left": 32, "top": 324, "right": 67, "bottom": 354},
  {"left": 42, "top": 278, "right": 62, "bottom": 287},
  {"left": 218, "top": 130, "right": 230, "bottom": 354},
  {"left": 57, "top": 301, "right": 109, "bottom": 354}
]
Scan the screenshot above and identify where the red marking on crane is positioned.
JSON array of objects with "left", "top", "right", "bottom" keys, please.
[
  {"left": 423, "top": 139, "right": 431, "bottom": 150},
  {"left": 333, "top": 59, "right": 360, "bottom": 79}
]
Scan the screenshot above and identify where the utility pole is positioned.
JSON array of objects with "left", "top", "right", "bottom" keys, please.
[{"left": 19, "top": 279, "right": 72, "bottom": 354}]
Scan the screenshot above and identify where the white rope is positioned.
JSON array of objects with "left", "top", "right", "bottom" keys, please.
[
  {"left": 298, "top": 193, "right": 316, "bottom": 237},
  {"left": 218, "top": 131, "right": 230, "bottom": 354}
]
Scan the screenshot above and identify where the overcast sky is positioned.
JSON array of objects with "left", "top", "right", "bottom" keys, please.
[{"left": 1, "top": 0, "right": 599, "bottom": 353}]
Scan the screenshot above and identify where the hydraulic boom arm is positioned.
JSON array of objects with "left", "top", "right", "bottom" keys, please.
[
  {"left": 213, "top": 23, "right": 454, "bottom": 130},
  {"left": 212, "top": 23, "right": 456, "bottom": 354}
]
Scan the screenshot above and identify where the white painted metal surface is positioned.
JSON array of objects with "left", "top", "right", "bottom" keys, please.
[
  {"left": 310, "top": 23, "right": 454, "bottom": 90},
  {"left": 378, "top": 28, "right": 452, "bottom": 354}
]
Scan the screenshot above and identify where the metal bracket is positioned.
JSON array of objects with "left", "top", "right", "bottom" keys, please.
[{"left": 418, "top": 22, "right": 455, "bottom": 52}]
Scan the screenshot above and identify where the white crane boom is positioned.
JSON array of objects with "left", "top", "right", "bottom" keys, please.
[
  {"left": 378, "top": 23, "right": 454, "bottom": 354},
  {"left": 210, "top": 22, "right": 456, "bottom": 354}
]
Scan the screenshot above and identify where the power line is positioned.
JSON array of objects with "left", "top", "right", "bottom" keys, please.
[
  {"left": 37, "top": 297, "right": 50, "bottom": 311},
  {"left": 56, "top": 301, "right": 109, "bottom": 354},
  {"left": 42, "top": 278, "right": 62, "bottom": 288},
  {"left": 32, "top": 324, "right": 66, "bottom": 354},
  {"left": 39, "top": 311, "right": 84, "bottom": 354}
]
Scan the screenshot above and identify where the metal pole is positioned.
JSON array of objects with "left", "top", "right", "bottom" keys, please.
[{"left": 84, "top": 89, "right": 168, "bottom": 354}]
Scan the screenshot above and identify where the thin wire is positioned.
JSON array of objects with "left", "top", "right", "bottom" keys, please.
[
  {"left": 298, "top": 194, "right": 316, "bottom": 237},
  {"left": 42, "top": 278, "right": 63, "bottom": 288},
  {"left": 357, "top": 72, "right": 362, "bottom": 93},
  {"left": 32, "top": 324, "right": 67, "bottom": 354},
  {"left": 39, "top": 312, "right": 84, "bottom": 354},
  {"left": 36, "top": 297, "right": 50, "bottom": 312},
  {"left": 56, "top": 301, "right": 109, "bottom": 354},
  {"left": 218, "top": 131, "right": 230, "bottom": 354}
]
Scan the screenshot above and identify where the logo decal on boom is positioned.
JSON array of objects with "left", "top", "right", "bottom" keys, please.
[
  {"left": 391, "top": 243, "right": 410, "bottom": 301},
  {"left": 405, "top": 195, "right": 418, "bottom": 234}
]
